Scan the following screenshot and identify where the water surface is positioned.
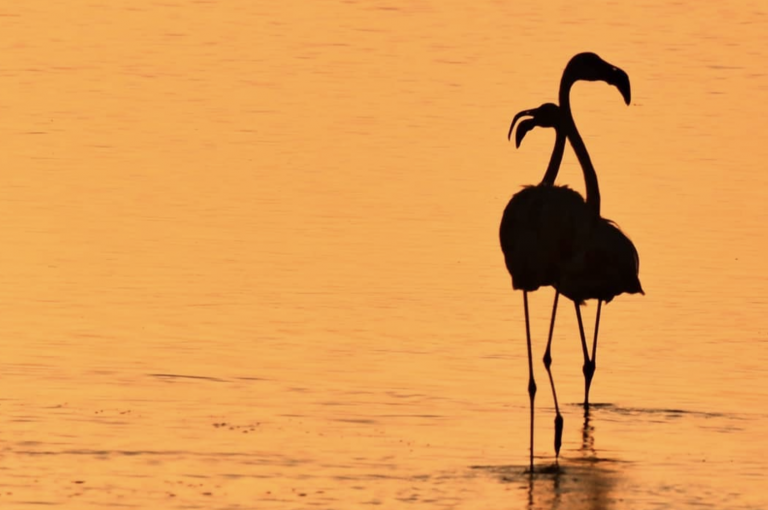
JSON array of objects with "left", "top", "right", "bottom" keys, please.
[{"left": 2, "top": 1, "right": 768, "bottom": 508}]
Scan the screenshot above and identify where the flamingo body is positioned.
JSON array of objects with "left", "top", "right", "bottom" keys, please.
[{"left": 499, "top": 184, "right": 589, "bottom": 292}]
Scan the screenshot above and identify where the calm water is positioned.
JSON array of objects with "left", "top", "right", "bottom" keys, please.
[{"left": 2, "top": 1, "right": 768, "bottom": 508}]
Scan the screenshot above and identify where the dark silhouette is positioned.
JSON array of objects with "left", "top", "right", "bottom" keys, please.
[
  {"left": 513, "top": 101, "right": 644, "bottom": 405},
  {"left": 499, "top": 53, "right": 642, "bottom": 472}
]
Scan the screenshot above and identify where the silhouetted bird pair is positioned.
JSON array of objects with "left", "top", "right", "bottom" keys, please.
[{"left": 499, "top": 52, "right": 644, "bottom": 472}]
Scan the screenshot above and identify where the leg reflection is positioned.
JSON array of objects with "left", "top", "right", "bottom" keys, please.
[
  {"left": 519, "top": 409, "right": 617, "bottom": 510},
  {"left": 581, "top": 407, "right": 595, "bottom": 458},
  {"left": 526, "top": 464, "right": 563, "bottom": 510}
]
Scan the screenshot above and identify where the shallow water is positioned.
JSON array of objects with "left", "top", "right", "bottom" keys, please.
[{"left": 2, "top": 1, "right": 768, "bottom": 508}]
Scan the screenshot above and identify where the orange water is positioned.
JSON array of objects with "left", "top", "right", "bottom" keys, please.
[{"left": 2, "top": 1, "right": 768, "bottom": 508}]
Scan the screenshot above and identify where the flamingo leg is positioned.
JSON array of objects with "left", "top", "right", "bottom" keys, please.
[
  {"left": 574, "top": 302, "right": 593, "bottom": 408},
  {"left": 542, "top": 291, "right": 563, "bottom": 460},
  {"left": 523, "top": 291, "right": 537, "bottom": 472},
  {"left": 585, "top": 300, "right": 603, "bottom": 403}
]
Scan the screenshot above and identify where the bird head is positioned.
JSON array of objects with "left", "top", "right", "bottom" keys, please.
[
  {"left": 563, "top": 52, "right": 631, "bottom": 105},
  {"left": 507, "top": 102, "right": 561, "bottom": 148}
]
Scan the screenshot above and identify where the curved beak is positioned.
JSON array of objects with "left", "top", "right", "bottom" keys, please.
[
  {"left": 515, "top": 119, "right": 538, "bottom": 148},
  {"left": 508, "top": 109, "right": 535, "bottom": 141},
  {"left": 611, "top": 67, "right": 631, "bottom": 105}
]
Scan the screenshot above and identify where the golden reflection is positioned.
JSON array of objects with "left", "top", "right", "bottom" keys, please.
[
  {"left": 522, "top": 410, "right": 617, "bottom": 510},
  {"left": 2, "top": 0, "right": 768, "bottom": 508}
]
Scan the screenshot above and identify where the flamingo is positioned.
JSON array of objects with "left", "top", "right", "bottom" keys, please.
[
  {"left": 510, "top": 101, "right": 644, "bottom": 450},
  {"left": 499, "top": 52, "right": 637, "bottom": 471},
  {"left": 511, "top": 101, "right": 644, "bottom": 399}
]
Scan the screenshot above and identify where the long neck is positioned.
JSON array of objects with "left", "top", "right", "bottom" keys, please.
[
  {"left": 539, "top": 129, "right": 566, "bottom": 186},
  {"left": 559, "top": 75, "right": 601, "bottom": 216}
]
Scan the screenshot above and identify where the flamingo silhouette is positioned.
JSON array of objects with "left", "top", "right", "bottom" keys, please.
[
  {"left": 499, "top": 52, "right": 639, "bottom": 471},
  {"left": 512, "top": 101, "right": 644, "bottom": 395},
  {"left": 509, "top": 100, "right": 644, "bottom": 458}
]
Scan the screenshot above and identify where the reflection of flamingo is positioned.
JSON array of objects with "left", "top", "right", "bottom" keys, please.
[
  {"left": 499, "top": 53, "right": 639, "bottom": 471},
  {"left": 512, "top": 101, "right": 644, "bottom": 408}
]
